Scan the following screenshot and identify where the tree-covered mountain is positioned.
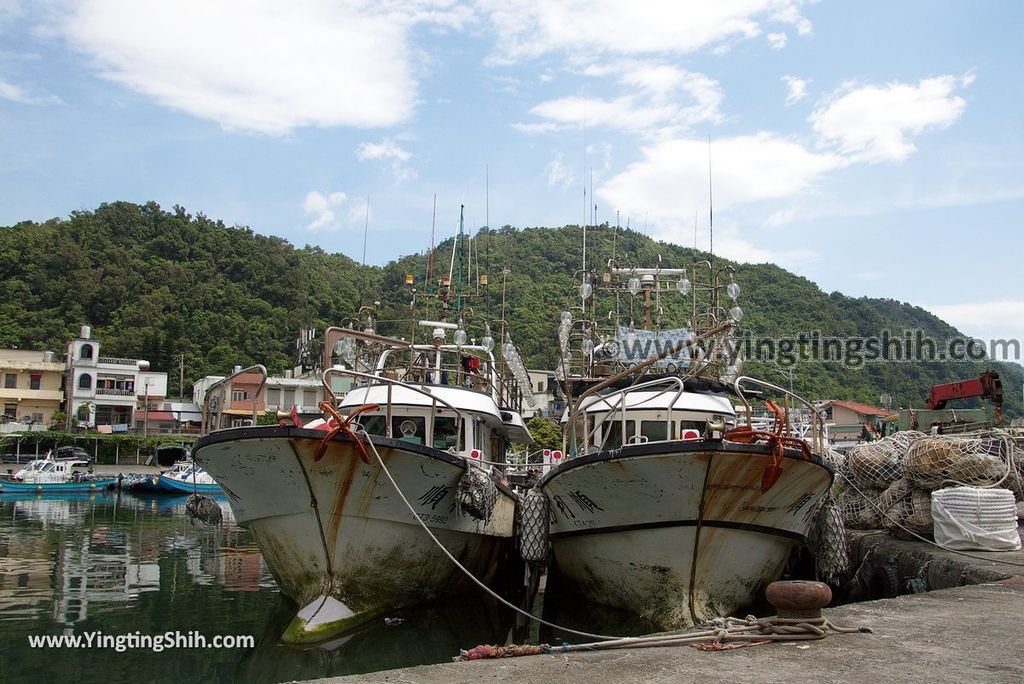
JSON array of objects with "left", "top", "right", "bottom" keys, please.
[{"left": 2, "top": 201, "right": 1020, "bottom": 417}]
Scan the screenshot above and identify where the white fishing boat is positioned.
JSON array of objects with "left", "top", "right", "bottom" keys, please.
[
  {"left": 194, "top": 214, "right": 534, "bottom": 644},
  {"left": 537, "top": 260, "right": 834, "bottom": 629}
]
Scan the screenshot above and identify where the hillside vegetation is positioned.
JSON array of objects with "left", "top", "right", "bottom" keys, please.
[{"left": 2, "top": 201, "right": 1020, "bottom": 417}]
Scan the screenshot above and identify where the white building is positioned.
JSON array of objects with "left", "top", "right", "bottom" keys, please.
[{"left": 65, "top": 325, "right": 167, "bottom": 432}]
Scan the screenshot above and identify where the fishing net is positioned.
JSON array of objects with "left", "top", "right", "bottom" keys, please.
[
  {"left": 875, "top": 478, "right": 934, "bottom": 539},
  {"left": 185, "top": 494, "right": 223, "bottom": 526},
  {"left": 456, "top": 464, "right": 497, "bottom": 521},
  {"left": 845, "top": 431, "right": 925, "bottom": 490},
  {"left": 516, "top": 488, "right": 550, "bottom": 563},
  {"left": 903, "top": 433, "right": 1014, "bottom": 491},
  {"left": 807, "top": 495, "right": 850, "bottom": 584},
  {"left": 839, "top": 486, "right": 884, "bottom": 529}
]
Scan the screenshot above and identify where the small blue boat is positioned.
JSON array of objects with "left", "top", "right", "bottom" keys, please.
[
  {"left": 0, "top": 457, "right": 116, "bottom": 494},
  {"left": 0, "top": 478, "right": 117, "bottom": 493},
  {"left": 156, "top": 463, "right": 222, "bottom": 495}
]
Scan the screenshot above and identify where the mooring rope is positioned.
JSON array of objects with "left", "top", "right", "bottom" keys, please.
[
  {"left": 455, "top": 614, "right": 869, "bottom": 660},
  {"left": 356, "top": 428, "right": 621, "bottom": 641}
]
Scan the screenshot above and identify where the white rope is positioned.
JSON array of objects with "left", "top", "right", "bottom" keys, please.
[{"left": 356, "top": 428, "right": 621, "bottom": 641}]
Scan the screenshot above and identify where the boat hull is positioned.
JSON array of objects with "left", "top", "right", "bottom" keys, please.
[
  {"left": 193, "top": 426, "right": 516, "bottom": 643},
  {"left": 0, "top": 478, "right": 118, "bottom": 494},
  {"left": 539, "top": 439, "right": 833, "bottom": 629},
  {"left": 155, "top": 475, "right": 223, "bottom": 495}
]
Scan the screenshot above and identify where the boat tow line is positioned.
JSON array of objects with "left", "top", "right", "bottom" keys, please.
[{"left": 315, "top": 400, "right": 380, "bottom": 464}]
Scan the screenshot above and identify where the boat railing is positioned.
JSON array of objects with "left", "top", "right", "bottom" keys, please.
[
  {"left": 200, "top": 365, "right": 268, "bottom": 435},
  {"left": 321, "top": 367, "right": 468, "bottom": 452},
  {"left": 569, "top": 375, "right": 690, "bottom": 453},
  {"left": 732, "top": 376, "right": 827, "bottom": 455}
]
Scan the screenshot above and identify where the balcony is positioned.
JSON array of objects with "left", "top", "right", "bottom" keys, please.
[
  {"left": 98, "top": 356, "right": 140, "bottom": 367},
  {"left": 95, "top": 387, "right": 136, "bottom": 397}
]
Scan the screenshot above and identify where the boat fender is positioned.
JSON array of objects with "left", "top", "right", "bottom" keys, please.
[
  {"left": 185, "top": 494, "right": 224, "bottom": 526},
  {"left": 456, "top": 464, "right": 497, "bottom": 521},
  {"left": 516, "top": 488, "right": 550, "bottom": 562}
]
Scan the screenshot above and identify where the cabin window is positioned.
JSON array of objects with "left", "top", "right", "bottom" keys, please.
[
  {"left": 602, "top": 419, "right": 635, "bottom": 449},
  {"left": 396, "top": 417, "right": 425, "bottom": 444},
  {"left": 432, "top": 416, "right": 464, "bottom": 450},
  {"left": 78, "top": 373, "right": 92, "bottom": 389},
  {"left": 640, "top": 420, "right": 669, "bottom": 442},
  {"left": 80, "top": 344, "right": 94, "bottom": 360}
]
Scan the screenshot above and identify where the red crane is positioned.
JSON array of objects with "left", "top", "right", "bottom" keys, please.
[{"left": 925, "top": 370, "right": 1003, "bottom": 424}]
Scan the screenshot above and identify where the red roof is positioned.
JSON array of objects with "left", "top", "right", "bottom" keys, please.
[{"left": 823, "top": 400, "right": 896, "bottom": 418}]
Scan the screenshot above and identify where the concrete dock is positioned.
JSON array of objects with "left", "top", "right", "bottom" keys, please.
[{"left": 299, "top": 527, "right": 1024, "bottom": 684}]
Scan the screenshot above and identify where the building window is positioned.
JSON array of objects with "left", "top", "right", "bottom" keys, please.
[
  {"left": 231, "top": 389, "right": 251, "bottom": 402},
  {"left": 2, "top": 403, "right": 15, "bottom": 419},
  {"left": 78, "top": 373, "right": 93, "bottom": 389},
  {"left": 80, "top": 344, "right": 94, "bottom": 360},
  {"left": 32, "top": 413, "right": 43, "bottom": 422},
  {"left": 3, "top": 373, "right": 15, "bottom": 389},
  {"left": 536, "top": 382, "right": 544, "bottom": 392},
  {"left": 30, "top": 374, "right": 42, "bottom": 390}
]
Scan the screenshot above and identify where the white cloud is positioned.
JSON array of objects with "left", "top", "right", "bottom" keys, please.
[
  {"left": 56, "top": 1, "right": 467, "bottom": 135},
  {"left": 811, "top": 75, "right": 970, "bottom": 163},
  {"left": 545, "top": 155, "right": 576, "bottom": 189},
  {"left": 596, "top": 134, "right": 842, "bottom": 264},
  {"left": 303, "top": 190, "right": 347, "bottom": 232},
  {"left": 599, "top": 133, "right": 844, "bottom": 219},
  {"left": 767, "top": 32, "right": 787, "bottom": 49},
  {"left": 356, "top": 138, "right": 416, "bottom": 181},
  {"left": 927, "top": 301, "right": 1024, "bottom": 361},
  {"left": 782, "top": 75, "right": 808, "bottom": 105},
  {"left": 0, "top": 77, "right": 61, "bottom": 105},
  {"left": 522, "top": 62, "right": 722, "bottom": 135},
  {"left": 479, "top": 0, "right": 811, "bottom": 62}
]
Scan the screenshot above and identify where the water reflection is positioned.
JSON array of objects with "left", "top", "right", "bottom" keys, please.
[{"left": 0, "top": 491, "right": 651, "bottom": 684}]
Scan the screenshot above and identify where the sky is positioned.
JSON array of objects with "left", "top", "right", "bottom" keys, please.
[{"left": 1, "top": 1, "right": 1022, "bottom": 361}]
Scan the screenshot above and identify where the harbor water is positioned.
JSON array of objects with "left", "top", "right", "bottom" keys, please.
[{"left": 0, "top": 490, "right": 529, "bottom": 683}]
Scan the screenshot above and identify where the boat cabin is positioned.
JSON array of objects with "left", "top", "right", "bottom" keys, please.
[
  {"left": 572, "top": 385, "right": 736, "bottom": 454},
  {"left": 340, "top": 343, "right": 532, "bottom": 463}
]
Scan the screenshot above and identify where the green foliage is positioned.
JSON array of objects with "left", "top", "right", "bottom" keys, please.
[
  {"left": 526, "top": 415, "right": 562, "bottom": 450},
  {"left": 2, "top": 203, "right": 1020, "bottom": 419}
]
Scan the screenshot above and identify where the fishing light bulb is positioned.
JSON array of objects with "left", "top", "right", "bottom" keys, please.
[
  {"left": 481, "top": 325, "right": 494, "bottom": 352},
  {"left": 627, "top": 275, "right": 641, "bottom": 296},
  {"left": 454, "top": 324, "right": 467, "bottom": 346},
  {"left": 580, "top": 281, "right": 592, "bottom": 300},
  {"left": 727, "top": 281, "right": 740, "bottom": 300},
  {"left": 677, "top": 275, "right": 691, "bottom": 295},
  {"left": 363, "top": 316, "right": 374, "bottom": 335},
  {"left": 729, "top": 306, "right": 744, "bottom": 322},
  {"left": 502, "top": 335, "right": 515, "bottom": 358},
  {"left": 581, "top": 338, "right": 594, "bottom": 355},
  {"left": 561, "top": 310, "right": 572, "bottom": 324}
]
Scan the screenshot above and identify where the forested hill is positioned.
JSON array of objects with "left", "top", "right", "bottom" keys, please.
[{"left": 1, "top": 201, "right": 1020, "bottom": 417}]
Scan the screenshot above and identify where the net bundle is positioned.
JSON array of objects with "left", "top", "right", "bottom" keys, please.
[
  {"left": 839, "top": 430, "right": 1021, "bottom": 537},
  {"left": 456, "top": 464, "right": 498, "bottom": 521}
]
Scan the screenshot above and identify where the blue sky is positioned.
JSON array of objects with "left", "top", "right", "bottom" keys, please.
[{"left": 1, "top": 1, "right": 1022, "bottom": 359}]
